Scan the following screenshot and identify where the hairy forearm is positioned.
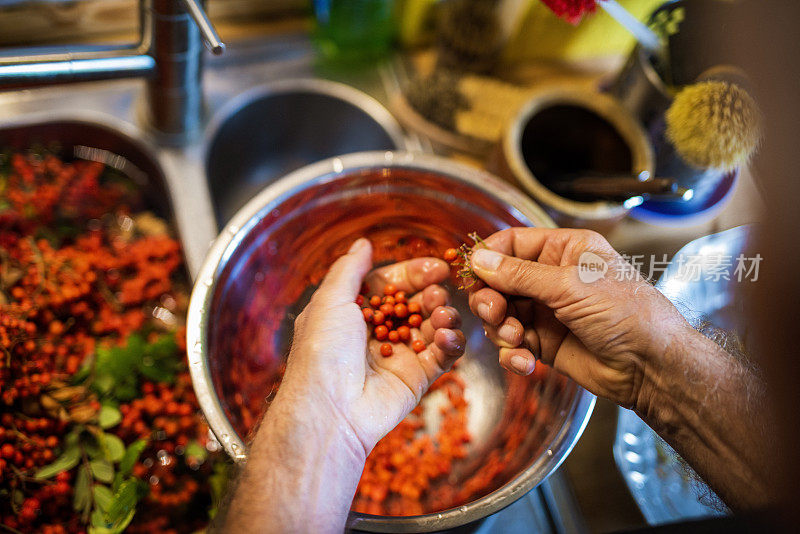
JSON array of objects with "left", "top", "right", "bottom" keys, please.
[
  {"left": 635, "top": 326, "right": 777, "bottom": 512},
  {"left": 222, "top": 392, "right": 366, "bottom": 533}
]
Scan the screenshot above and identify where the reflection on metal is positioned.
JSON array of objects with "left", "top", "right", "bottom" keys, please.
[{"left": 614, "top": 226, "right": 754, "bottom": 525}]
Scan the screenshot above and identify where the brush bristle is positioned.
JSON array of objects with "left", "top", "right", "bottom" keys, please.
[
  {"left": 666, "top": 81, "right": 762, "bottom": 171},
  {"left": 437, "top": 0, "right": 503, "bottom": 71}
]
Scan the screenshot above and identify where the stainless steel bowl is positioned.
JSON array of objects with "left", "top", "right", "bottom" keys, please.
[{"left": 187, "top": 151, "right": 595, "bottom": 532}]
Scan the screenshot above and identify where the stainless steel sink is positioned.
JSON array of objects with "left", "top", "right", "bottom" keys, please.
[
  {"left": 0, "top": 118, "right": 174, "bottom": 224},
  {"left": 205, "top": 79, "right": 406, "bottom": 228}
]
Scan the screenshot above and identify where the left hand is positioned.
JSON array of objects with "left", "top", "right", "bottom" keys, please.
[{"left": 275, "top": 238, "right": 466, "bottom": 455}]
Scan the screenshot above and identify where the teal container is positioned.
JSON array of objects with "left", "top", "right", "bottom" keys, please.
[{"left": 313, "top": 0, "right": 397, "bottom": 63}]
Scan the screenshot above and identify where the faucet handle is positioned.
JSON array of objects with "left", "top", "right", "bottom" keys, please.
[{"left": 181, "top": 0, "right": 225, "bottom": 55}]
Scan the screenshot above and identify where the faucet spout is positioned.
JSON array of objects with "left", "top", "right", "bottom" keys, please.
[{"left": 181, "top": 0, "right": 226, "bottom": 55}]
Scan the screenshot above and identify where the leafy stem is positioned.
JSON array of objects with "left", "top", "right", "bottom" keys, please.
[{"left": 449, "top": 232, "right": 487, "bottom": 290}]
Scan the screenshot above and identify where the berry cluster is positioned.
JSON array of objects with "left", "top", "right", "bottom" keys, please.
[
  {"left": 358, "top": 284, "right": 425, "bottom": 358},
  {"left": 0, "top": 150, "right": 221, "bottom": 533},
  {"left": 117, "top": 372, "right": 213, "bottom": 516},
  {"left": 0, "top": 152, "right": 125, "bottom": 234},
  {"left": 0, "top": 413, "right": 76, "bottom": 533}
]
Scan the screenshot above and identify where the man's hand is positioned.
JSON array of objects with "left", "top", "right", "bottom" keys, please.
[
  {"left": 467, "top": 228, "right": 778, "bottom": 512},
  {"left": 223, "top": 238, "right": 465, "bottom": 534},
  {"left": 280, "top": 237, "right": 466, "bottom": 454},
  {"left": 467, "top": 228, "right": 690, "bottom": 410}
]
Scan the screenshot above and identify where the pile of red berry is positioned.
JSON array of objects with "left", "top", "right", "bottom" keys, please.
[
  {"left": 358, "top": 285, "right": 425, "bottom": 358},
  {"left": 0, "top": 150, "right": 220, "bottom": 533}
]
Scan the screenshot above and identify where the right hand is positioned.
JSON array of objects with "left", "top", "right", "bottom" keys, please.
[{"left": 467, "top": 228, "right": 692, "bottom": 409}]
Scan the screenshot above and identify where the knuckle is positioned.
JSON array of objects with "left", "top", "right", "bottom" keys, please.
[
  {"left": 493, "top": 228, "right": 515, "bottom": 242},
  {"left": 577, "top": 229, "right": 611, "bottom": 250},
  {"left": 577, "top": 229, "right": 601, "bottom": 241}
]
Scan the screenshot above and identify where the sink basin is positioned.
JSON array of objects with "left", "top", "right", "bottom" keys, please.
[
  {"left": 0, "top": 118, "right": 175, "bottom": 224},
  {"left": 205, "top": 79, "right": 407, "bottom": 228}
]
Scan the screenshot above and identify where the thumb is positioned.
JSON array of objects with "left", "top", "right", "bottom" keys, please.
[
  {"left": 470, "top": 248, "right": 569, "bottom": 306},
  {"left": 314, "top": 238, "right": 373, "bottom": 306}
]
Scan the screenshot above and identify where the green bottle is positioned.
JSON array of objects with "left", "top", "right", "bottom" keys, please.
[{"left": 313, "top": 0, "right": 397, "bottom": 63}]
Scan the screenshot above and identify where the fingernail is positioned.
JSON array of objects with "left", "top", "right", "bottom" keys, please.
[
  {"left": 472, "top": 249, "right": 503, "bottom": 271},
  {"left": 349, "top": 238, "right": 367, "bottom": 253},
  {"left": 498, "top": 324, "right": 517, "bottom": 344},
  {"left": 440, "top": 329, "right": 464, "bottom": 351},
  {"left": 510, "top": 354, "right": 532, "bottom": 374},
  {"left": 477, "top": 303, "right": 491, "bottom": 321}
]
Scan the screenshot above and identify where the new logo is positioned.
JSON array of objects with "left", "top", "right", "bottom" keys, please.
[{"left": 578, "top": 251, "right": 608, "bottom": 283}]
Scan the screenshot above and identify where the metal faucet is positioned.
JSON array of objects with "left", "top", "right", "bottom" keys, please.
[{"left": 0, "top": 0, "right": 225, "bottom": 144}]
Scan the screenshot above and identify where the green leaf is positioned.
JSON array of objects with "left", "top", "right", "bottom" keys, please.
[
  {"left": 90, "top": 506, "right": 108, "bottom": 528},
  {"left": 107, "top": 479, "right": 139, "bottom": 524},
  {"left": 11, "top": 488, "right": 23, "bottom": 513},
  {"left": 93, "top": 373, "right": 115, "bottom": 395},
  {"left": 114, "top": 382, "right": 138, "bottom": 402},
  {"left": 35, "top": 445, "right": 80, "bottom": 479},
  {"left": 114, "top": 508, "right": 136, "bottom": 533},
  {"left": 84, "top": 435, "right": 103, "bottom": 460},
  {"left": 98, "top": 406, "right": 122, "bottom": 429},
  {"left": 71, "top": 356, "right": 94, "bottom": 385},
  {"left": 146, "top": 334, "right": 177, "bottom": 359},
  {"left": 208, "top": 460, "right": 232, "bottom": 520},
  {"left": 112, "top": 473, "right": 123, "bottom": 493},
  {"left": 136, "top": 364, "right": 173, "bottom": 383},
  {"left": 184, "top": 440, "right": 208, "bottom": 462},
  {"left": 90, "top": 481, "right": 137, "bottom": 534},
  {"left": 74, "top": 464, "right": 93, "bottom": 520},
  {"left": 96, "top": 336, "right": 145, "bottom": 377},
  {"left": 92, "top": 336, "right": 146, "bottom": 397},
  {"left": 93, "top": 485, "right": 115, "bottom": 512},
  {"left": 137, "top": 335, "right": 179, "bottom": 384},
  {"left": 119, "top": 440, "right": 147, "bottom": 478},
  {"left": 88, "top": 333, "right": 181, "bottom": 403},
  {"left": 65, "top": 426, "right": 84, "bottom": 448},
  {"left": 100, "top": 433, "right": 125, "bottom": 463},
  {"left": 90, "top": 460, "right": 114, "bottom": 483}
]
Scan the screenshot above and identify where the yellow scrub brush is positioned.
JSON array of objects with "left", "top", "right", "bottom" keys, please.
[{"left": 665, "top": 81, "right": 762, "bottom": 172}]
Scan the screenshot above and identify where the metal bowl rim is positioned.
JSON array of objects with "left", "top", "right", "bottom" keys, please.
[
  {"left": 187, "top": 150, "right": 595, "bottom": 531},
  {"left": 503, "top": 85, "right": 655, "bottom": 220}
]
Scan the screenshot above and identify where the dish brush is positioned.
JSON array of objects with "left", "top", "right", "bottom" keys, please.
[
  {"left": 436, "top": 0, "right": 504, "bottom": 72},
  {"left": 404, "top": 69, "right": 469, "bottom": 130},
  {"left": 666, "top": 81, "right": 762, "bottom": 171}
]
